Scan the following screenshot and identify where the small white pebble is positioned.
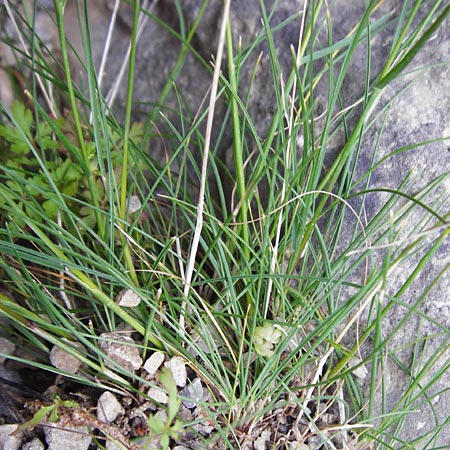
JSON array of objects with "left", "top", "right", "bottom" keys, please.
[
  {"left": 101, "top": 368, "right": 131, "bottom": 385},
  {"left": 164, "top": 356, "right": 187, "bottom": 387},
  {"left": 148, "top": 386, "right": 169, "bottom": 404},
  {"left": 416, "top": 421, "right": 426, "bottom": 430},
  {"left": 115, "top": 288, "right": 141, "bottom": 307},
  {"left": 49, "top": 341, "right": 85, "bottom": 373},
  {"left": 128, "top": 195, "right": 142, "bottom": 214},
  {"left": 144, "top": 351, "right": 165, "bottom": 375},
  {"left": 97, "top": 391, "right": 124, "bottom": 423}
]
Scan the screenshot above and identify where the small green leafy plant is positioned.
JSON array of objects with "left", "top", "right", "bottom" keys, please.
[
  {"left": 0, "top": 101, "right": 81, "bottom": 224},
  {"left": 146, "top": 368, "right": 184, "bottom": 450},
  {"left": 0, "top": 100, "right": 143, "bottom": 229},
  {"left": 17, "top": 395, "right": 79, "bottom": 433}
]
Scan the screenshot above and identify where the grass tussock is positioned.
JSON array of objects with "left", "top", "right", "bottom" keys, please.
[{"left": 0, "top": 1, "right": 449, "bottom": 448}]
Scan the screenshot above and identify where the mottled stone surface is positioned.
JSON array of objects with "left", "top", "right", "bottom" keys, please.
[{"left": 99, "top": 332, "right": 143, "bottom": 372}]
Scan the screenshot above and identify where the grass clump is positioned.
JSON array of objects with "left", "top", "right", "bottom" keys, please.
[{"left": 0, "top": 1, "right": 449, "bottom": 448}]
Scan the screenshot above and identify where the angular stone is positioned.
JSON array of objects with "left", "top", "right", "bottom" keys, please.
[
  {"left": 115, "top": 288, "right": 141, "bottom": 307},
  {"left": 127, "top": 195, "right": 142, "bottom": 214},
  {"left": 147, "top": 386, "right": 169, "bottom": 404},
  {"left": 97, "top": 391, "right": 124, "bottom": 423},
  {"left": 254, "top": 429, "right": 271, "bottom": 450},
  {"left": 99, "top": 333, "right": 143, "bottom": 372},
  {"left": 143, "top": 351, "right": 165, "bottom": 375},
  {"left": 49, "top": 341, "right": 85, "bottom": 374},
  {"left": 164, "top": 356, "right": 187, "bottom": 387},
  {"left": 180, "top": 378, "right": 204, "bottom": 408},
  {"left": 44, "top": 425, "right": 91, "bottom": 450}
]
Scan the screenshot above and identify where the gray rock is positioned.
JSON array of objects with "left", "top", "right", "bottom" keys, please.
[
  {"left": 0, "top": 337, "right": 15, "bottom": 364},
  {"left": 192, "top": 407, "right": 214, "bottom": 436},
  {"left": 49, "top": 340, "right": 85, "bottom": 373},
  {"left": 21, "top": 438, "right": 45, "bottom": 450},
  {"left": 254, "top": 430, "right": 271, "bottom": 450},
  {"left": 348, "top": 357, "right": 368, "bottom": 381},
  {"left": 127, "top": 195, "right": 142, "bottom": 214},
  {"left": 0, "top": 424, "right": 22, "bottom": 450},
  {"left": 147, "top": 386, "right": 169, "bottom": 405},
  {"left": 115, "top": 288, "right": 141, "bottom": 307},
  {"left": 44, "top": 425, "right": 91, "bottom": 450},
  {"left": 180, "top": 378, "right": 204, "bottom": 409},
  {"left": 105, "top": 440, "right": 129, "bottom": 450},
  {"left": 2, "top": 1, "right": 450, "bottom": 447},
  {"left": 99, "top": 332, "right": 143, "bottom": 372},
  {"left": 97, "top": 391, "right": 124, "bottom": 423}
]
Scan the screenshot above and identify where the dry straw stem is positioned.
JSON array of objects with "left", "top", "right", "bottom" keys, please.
[{"left": 179, "top": 0, "right": 232, "bottom": 336}]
